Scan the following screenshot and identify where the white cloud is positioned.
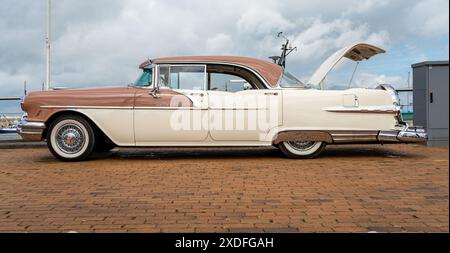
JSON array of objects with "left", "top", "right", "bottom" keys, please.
[
  {"left": 206, "top": 33, "right": 234, "bottom": 54},
  {"left": 407, "top": 0, "right": 449, "bottom": 37},
  {"left": 237, "top": 7, "right": 294, "bottom": 36},
  {"left": 287, "top": 18, "right": 390, "bottom": 74},
  {"left": 343, "top": 0, "right": 389, "bottom": 15},
  {"left": 0, "top": 0, "right": 448, "bottom": 100}
]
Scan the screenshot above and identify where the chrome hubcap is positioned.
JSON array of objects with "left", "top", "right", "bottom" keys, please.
[
  {"left": 287, "top": 141, "right": 316, "bottom": 151},
  {"left": 56, "top": 124, "right": 85, "bottom": 154}
]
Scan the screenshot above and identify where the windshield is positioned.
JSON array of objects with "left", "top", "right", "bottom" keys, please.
[
  {"left": 134, "top": 68, "right": 153, "bottom": 87},
  {"left": 279, "top": 70, "right": 310, "bottom": 88}
]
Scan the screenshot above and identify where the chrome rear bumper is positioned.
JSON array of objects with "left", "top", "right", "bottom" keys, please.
[
  {"left": 16, "top": 120, "right": 46, "bottom": 141},
  {"left": 378, "top": 126, "right": 428, "bottom": 143},
  {"left": 328, "top": 126, "right": 428, "bottom": 144}
]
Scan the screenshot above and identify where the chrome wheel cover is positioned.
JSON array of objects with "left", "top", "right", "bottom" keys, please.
[
  {"left": 286, "top": 141, "right": 316, "bottom": 151},
  {"left": 55, "top": 124, "right": 85, "bottom": 154}
]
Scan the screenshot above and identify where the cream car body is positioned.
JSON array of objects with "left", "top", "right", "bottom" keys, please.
[{"left": 17, "top": 42, "right": 427, "bottom": 161}]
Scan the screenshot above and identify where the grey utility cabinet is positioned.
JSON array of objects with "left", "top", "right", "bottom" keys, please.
[{"left": 412, "top": 61, "right": 449, "bottom": 146}]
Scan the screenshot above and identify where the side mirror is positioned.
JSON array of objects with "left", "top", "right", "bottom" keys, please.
[{"left": 150, "top": 86, "right": 160, "bottom": 98}]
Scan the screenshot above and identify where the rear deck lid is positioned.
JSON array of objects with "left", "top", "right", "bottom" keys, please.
[{"left": 308, "top": 42, "right": 386, "bottom": 89}]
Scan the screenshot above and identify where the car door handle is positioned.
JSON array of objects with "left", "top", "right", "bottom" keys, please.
[{"left": 264, "top": 92, "right": 278, "bottom": 96}]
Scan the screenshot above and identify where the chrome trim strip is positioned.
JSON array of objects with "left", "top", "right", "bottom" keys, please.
[
  {"left": 134, "top": 107, "right": 205, "bottom": 110},
  {"left": 331, "top": 133, "right": 379, "bottom": 136},
  {"left": 329, "top": 130, "right": 379, "bottom": 143},
  {"left": 40, "top": 105, "right": 269, "bottom": 110},
  {"left": 208, "top": 107, "right": 268, "bottom": 110},
  {"left": 324, "top": 105, "right": 398, "bottom": 113},
  {"left": 41, "top": 105, "right": 207, "bottom": 110},
  {"left": 40, "top": 105, "right": 134, "bottom": 109},
  {"left": 377, "top": 130, "right": 399, "bottom": 142}
]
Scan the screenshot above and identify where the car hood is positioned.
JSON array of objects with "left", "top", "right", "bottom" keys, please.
[
  {"left": 27, "top": 86, "right": 134, "bottom": 97},
  {"left": 23, "top": 86, "right": 136, "bottom": 112},
  {"left": 308, "top": 42, "right": 386, "bottom": 89}
]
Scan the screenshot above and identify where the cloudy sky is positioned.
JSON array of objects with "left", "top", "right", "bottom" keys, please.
[{"left": 0, "top": 0, "right": 448, "bottom": 102}]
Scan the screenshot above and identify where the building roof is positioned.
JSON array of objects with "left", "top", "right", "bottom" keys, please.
[
  {"left": 412, "top": 61, "right": 449, "bottom": 68},
  {"left": 139, "top": 56, "right": 283, "bottom": 87}
]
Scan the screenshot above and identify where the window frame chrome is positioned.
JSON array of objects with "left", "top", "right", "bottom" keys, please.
[{"left": 154, "top": 64, "right": 207, "bottom": 91}]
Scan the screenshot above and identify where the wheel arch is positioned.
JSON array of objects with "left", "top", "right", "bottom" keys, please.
[{"left": 44, "top": 110, "right": 116, "bottom": 145}]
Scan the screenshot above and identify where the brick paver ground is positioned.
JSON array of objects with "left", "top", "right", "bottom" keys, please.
[{"left": 0, "top": 144, "right": 448, "bottom": 233}]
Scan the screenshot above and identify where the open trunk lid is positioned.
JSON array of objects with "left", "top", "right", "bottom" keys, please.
[{"left": 308, "top": 42, "right": 386, "bottom": 89}]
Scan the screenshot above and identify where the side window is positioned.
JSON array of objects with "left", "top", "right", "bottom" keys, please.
[
  {"left": 210, "top": 73, "right": 252, "bottom": 92},
  {"left": 157, "top": 65, "right": 206, "bottom": 90}
]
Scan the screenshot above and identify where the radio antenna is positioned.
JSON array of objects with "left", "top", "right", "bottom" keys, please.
[{"left": 269, "top": 32, "right": 297, "bottom": 69}]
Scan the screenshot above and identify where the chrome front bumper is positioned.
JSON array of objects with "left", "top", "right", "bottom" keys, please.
[
  {"left": 16, "top": 120, "right": 46, "bottom": 141},
  {"left": 378, "top": 126, "right": 428, "bottom": 143}
]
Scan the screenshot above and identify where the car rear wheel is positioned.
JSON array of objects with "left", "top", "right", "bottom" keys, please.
[
  {"left": 278, "top": 141, "right": 326, "bottom": 159},
  {"left": 47, "top": 115, "right": 95, "bottom": 161}
]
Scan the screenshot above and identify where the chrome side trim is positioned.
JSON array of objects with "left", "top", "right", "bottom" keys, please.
[
  {"left": 209, "top": 107, "right": 268, "bottom": 110},
  {"left": 329, "top": 130, "right": 379, "bottom": 143},
  {"left": 40, "top": 105, "right": 134, "bottom": 109},
  {"left": 377, "top": 130, "right": 399, "bottom": 142},
  {"left": 324, "top": 105, "right": 398, "bottom": 113},
  {"left": 40, "top": 105, "right": 270, "bottom": 110},
  {"left": 134, "top": 107, "right": 205, "bottom": 110}
]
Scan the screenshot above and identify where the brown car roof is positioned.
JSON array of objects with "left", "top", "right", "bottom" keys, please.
[{"left": 139, "top": 56, "right": 282, "bottom": 87}]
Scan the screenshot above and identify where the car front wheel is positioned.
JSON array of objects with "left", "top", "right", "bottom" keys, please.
[
  {"left": 47, "top": 115, "right": 96, "bottom": 161},
  {"left": 278, "top": 141, "right": 326, "bottom": 159}
]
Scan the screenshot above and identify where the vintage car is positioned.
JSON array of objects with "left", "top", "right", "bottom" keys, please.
[{"left": 18, "top": 42, "right": 427, "bottom": 161}]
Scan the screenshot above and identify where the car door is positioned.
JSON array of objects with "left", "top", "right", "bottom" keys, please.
[
  {"left": 207, "top": 71, "right": 282, "bottom": 142},
  {"left": 134, "top": 64, "right": 208, "bottom": 144}
]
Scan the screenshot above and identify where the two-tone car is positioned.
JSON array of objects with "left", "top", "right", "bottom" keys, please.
[{"left": 18, "top": 42, "right": 427, "bottom": 161}]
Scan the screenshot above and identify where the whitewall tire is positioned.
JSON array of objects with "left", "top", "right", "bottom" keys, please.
[
  {"left": 47, "top": 115, "right": 96, "bottom": 161},
  {"left": 279, "top": 141, "right": 326, "bottom": 159}
]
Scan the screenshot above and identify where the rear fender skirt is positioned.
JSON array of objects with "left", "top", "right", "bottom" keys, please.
[{"left": 273, "top": 131, "right": 333, "bottom": 144}]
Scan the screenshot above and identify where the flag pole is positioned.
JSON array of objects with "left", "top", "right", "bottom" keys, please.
[{"left": 45, "top": 0, "right": 51, "bottom": 90}]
